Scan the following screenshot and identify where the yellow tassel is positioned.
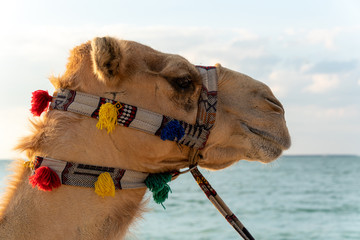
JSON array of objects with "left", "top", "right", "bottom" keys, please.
[
  {"left": 96, "top": 103, "right": 119, "bottom": 133},
  {"left": 94, "top": 172, "right": 115, "bottom": 198},
  {"left": 24, "top": 160, "right": 34, "bottom": 169}
]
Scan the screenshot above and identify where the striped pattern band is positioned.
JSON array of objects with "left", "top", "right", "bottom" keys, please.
[
  {"left": 33, "top": 156, "right": 149, "bottom": 189},
  {"left": 50, "top": 66, "right": 217, "bottom": 149}
]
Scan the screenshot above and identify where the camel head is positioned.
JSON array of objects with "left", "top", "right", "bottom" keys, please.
[{"left": 48, "top": 36, "right": 290, "bottom": 172}]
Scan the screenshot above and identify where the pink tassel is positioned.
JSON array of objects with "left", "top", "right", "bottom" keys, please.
[
  {"left": 30, "top": 90, "right": 53, "bottom": 116},
  {"left": 29, "top": 166, "right": 61, "bottom": 191}
]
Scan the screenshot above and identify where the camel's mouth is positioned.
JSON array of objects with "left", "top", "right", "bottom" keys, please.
[
  {"left": 247, "top": 126, "right": 290, "bottom": 150},
  {"left": 246, "top": 125, "right": 291, "bottom": 150}
]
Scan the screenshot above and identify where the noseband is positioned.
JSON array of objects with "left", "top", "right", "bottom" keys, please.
[{"left": 28, "top": 66, "right": 254, "bottom": 240}]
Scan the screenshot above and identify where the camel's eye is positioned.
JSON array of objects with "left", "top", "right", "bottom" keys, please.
[
  {"left": 165, "top": 75, "right": 194, "bottom": 92},
  {"left": 174, "top": 76, "right": 192, "bottom": 89}
]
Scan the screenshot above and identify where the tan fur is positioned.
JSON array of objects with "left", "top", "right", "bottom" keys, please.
[{"left": 0, "top": 36, "right": 290, "bottom": 239}]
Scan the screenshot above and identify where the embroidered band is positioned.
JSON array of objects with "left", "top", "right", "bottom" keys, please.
[
  {"left": 33, "top": 156, "right": 149, "bottom": 190},
  {"left": 50, "top": 66, "right": 217, "bottom": 149}
]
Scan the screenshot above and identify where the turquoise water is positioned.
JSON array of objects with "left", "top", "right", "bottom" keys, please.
[{"left": 1, "top": 156, "right": 359, "bottom": 240}]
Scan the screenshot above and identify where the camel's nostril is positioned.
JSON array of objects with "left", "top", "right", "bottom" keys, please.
[{"left": 265, "top": 97, "right": 284, "bottom": 114}]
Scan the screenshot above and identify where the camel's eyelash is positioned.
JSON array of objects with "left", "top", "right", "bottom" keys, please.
[{"left": 166, "top": 75, "right": 194, "bottom": 92}]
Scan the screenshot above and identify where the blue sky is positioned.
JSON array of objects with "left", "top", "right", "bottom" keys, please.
[{"left": 0, "top": 0, "right": 359, "bottom": 159}]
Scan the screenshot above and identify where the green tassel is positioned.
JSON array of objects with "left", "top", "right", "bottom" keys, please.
[{"left": 145, "top": 173, "right": 172, "bottom": 208}]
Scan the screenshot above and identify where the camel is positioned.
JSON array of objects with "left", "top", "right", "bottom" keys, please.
[{"left": 0, "top": 36, "right": 290, "bottom": 240}]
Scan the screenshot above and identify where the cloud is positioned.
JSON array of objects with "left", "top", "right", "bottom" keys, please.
[
  {"left": 0, "top": 25, "right": 265, "bottom": 66},
  {"left": 267, "top": 84, "right": 288, "bottom": 99},
  {"left": 316, "top": 105, "right": 360, "bottom": 119},
  {"left": 280, "top": 27, "right": 360, "bottom": 57},
  {"left": 285, "top": 104, "right": 360, "bottom": 155},
  {"left": 289, "top": 104, "right": 360, "bottom": 122},
  {"left": 300, "top": 63, "right": 314, "bottom": 73},
  {"left": 306, "top": 60, "right": 358, "bottom": 74},
  {"left": 266, "top": 70, "right": 294, "bottom": 98},
  {"left": 306, "top": 28, "right": 341, "bottom": 49},
  {"left": 305, "top": 74, "right": 339, "bottom": 93},
  {"left": 265, "top": 68, "right": 313, "bottom": 99}
]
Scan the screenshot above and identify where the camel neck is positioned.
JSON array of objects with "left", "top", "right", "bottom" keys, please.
[{"left": 0, "top": 162, "right": 146, "bottom": 240}]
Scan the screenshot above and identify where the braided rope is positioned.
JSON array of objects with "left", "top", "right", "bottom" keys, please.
[{"left": 190, "top": 167, "right": 255, "bottom": 240}]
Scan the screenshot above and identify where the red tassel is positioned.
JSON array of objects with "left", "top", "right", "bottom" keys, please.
[
  {"left": 29, "top": 166, "right": 61, "bottom": 191},
  {"left": 30, "top": 90, "right": 53, "bottom": 116}
]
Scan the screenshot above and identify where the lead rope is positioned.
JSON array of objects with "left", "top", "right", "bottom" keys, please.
[{"left": 188, "top": 149, "right": 255, "bottom": 240}]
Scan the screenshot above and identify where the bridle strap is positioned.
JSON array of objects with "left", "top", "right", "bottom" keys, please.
[
  {"left": 188, "top": 148, "right": 200, "bottom": 167},
  {"left": 50, "top": 66, "right": 218, "bottom": 149},
  {"left": 187, "top": 149, "right": 254, "bottom": 239},
  {"left": 190, "top": 166, "right": 255, "bottom": 240},
  {"left": 31, "top": 156, "right": 149, "bottom": 189}
]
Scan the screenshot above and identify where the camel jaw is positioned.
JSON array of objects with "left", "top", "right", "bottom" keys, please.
[
  {"left": 246, "top": 124, "right": 291, "bottom": 150},
  {"left": 242, "top": 123, "right": 291, "bottom": 163}
]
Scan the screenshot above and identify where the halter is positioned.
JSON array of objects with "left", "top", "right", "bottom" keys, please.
[{"left": 28, "top": 66, "right": 255, "bottom": 240}]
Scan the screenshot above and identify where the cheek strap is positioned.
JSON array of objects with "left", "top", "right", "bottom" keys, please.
[{"left": 44, "top": 66, "right": 218, "bottom": 149}]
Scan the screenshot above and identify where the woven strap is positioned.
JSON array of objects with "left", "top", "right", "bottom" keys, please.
[
  {"left": 190, "top": 167, "right": 255, "bottom": 240},
  {"left": 33, "top": 156, "right": 149, "bottom": 189},
  {"left": 50, "top": 66, "right": 217, "bottom": 149}
]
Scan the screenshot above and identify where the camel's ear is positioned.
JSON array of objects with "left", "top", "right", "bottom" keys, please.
[{"left": 91, "top": 37, "right": 122, "bottom": 84}]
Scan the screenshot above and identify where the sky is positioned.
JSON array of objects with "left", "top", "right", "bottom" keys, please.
[{"left": 0, "top": 0, "right": 359, "bottom": 159}]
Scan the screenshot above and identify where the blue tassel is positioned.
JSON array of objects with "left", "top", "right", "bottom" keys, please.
[{"left": 160, "top": 120, "right": 185, "bottom": 141}]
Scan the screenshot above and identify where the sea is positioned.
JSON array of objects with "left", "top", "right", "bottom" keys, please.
[{"left": 0, "top": 155, "right": 359, "bottom": 240}]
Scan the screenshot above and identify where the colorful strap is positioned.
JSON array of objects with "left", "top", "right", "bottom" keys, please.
[
  {"left": 33, "top": 156, "right": 149, "bottom": 189},
  {"left": 190, "top": 167, "right": 255, "bottom": 240},
  {"left": 50, "top": 66, "right": 217, "bottom": 149}
]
